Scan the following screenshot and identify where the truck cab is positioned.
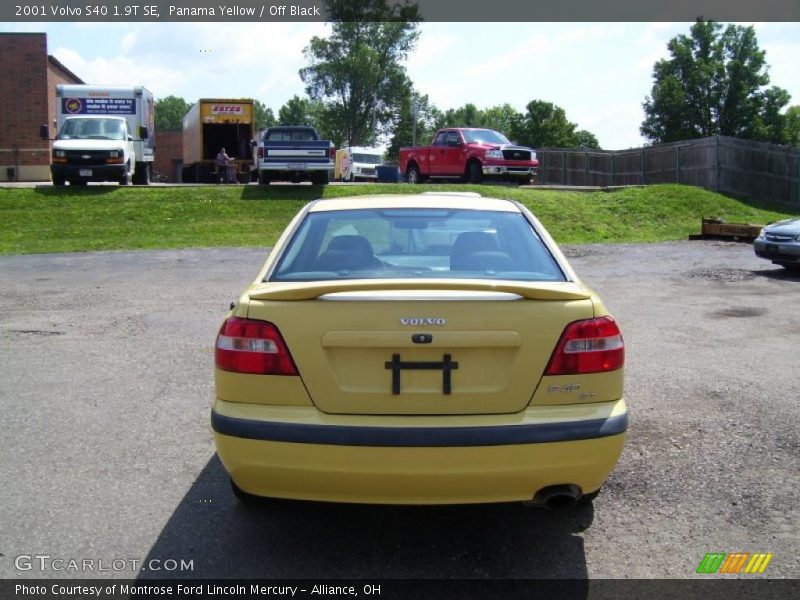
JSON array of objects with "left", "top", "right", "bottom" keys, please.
[{"left": 48, "top": 116, "right": 135, "bottom": 186}]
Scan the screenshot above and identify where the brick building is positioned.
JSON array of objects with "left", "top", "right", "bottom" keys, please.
[
  {"left": 0, "top": 32, "right": 84, "bottom": 182},
  {"left": 153, "top": 130, "right": 183, "bottom": 182}
]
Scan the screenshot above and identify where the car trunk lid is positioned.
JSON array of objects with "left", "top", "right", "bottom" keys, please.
[{"left": 245, "top": 281, "right": 594, "bottom": 416}]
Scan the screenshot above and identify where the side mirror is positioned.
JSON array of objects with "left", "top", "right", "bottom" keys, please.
[
  {"left": 139, "top": 126, "right": 149, "bottom": 140},
  {"left": 127, "top": 135, "right": 133, "bottom": 142},
  {"left": 39, "top": 124, "right": 50, "bottom": 140},
  {"left": 250, "top": 140, "right": 258, "bottom": 148}
]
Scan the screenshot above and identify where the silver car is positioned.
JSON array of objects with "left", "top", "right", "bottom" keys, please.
[{"left": 753, "top": 218, "right": 800, "bottom": 269}]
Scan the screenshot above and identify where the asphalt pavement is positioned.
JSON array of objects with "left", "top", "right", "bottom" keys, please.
[{"left": 0, "top": 241, "right": 798, "bottom": 580}]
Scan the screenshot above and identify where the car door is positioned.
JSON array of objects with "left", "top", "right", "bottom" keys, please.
[{"left": 439, "top": 130, "right": 465, "bottom": 176}]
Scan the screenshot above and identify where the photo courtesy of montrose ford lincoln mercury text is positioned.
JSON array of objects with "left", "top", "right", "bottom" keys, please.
[{"left": 211, "top": 193, "right": 628, "bottom": 507}]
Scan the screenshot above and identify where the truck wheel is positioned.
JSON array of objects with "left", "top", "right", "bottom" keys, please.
[
  {"left": 406, "top": 164, "right": 421, "bottom": 184},
  {"left": 52, "top": 176, "right": 66, "bottom": 186},
  {"left": 119, "top": 164, "right": 131, "bottom": 186},
  {"left": 258, "top": 172, "right": 271, "bottom": 185},
  {"left": 311, "top": 171, "right": 329, "bottom": 185},
  {"left": 133, "top": 163, "right": 150, "bottom": 185},
  {"left": 467, "top": 161, "right": 482, "bottom": 184}
]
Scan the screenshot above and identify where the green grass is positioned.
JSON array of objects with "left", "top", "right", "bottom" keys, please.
[{"left": 0, "top": 183, "right": 794, "bottom": 255}]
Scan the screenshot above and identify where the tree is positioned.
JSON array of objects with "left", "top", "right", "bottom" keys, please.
[
  {"left": 784, "top": 106, "right": 800, "bottom": 147},
  {"left": 300, "top": 1, "right": 420, "bottom": 146},
  {"left": 253, "top": 100, "right": 276, "bottom": 131},
  {"left": 575, "top": 130, "right": 600, "bottom": 149},
  {"left": 433, "top": 103, "right": 521, "bottom": 138},
  {"left": 277, "top": 95, "right": 320, "bottom": 127},
  {"left": 641, "top": 20, "right": 791, "bottom": 144},
  {"left": 480, "top": 104, "right": 523, "bottom": 139},
  {"left": 514, "top": 100, "right": 581, "bottom": 148},
  {"left": 386, "top": 88, "right": 437, "bottom": 160},
  {"left": 429, "top": 101, "right": 597, "bottom": 148},
  {"left": 154, "top": 95, "right": 190, "bottom": 131}
]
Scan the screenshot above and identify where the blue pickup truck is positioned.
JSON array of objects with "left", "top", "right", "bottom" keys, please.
[{"left": 252, "top": 126, "right": 335, "bottom": 185}]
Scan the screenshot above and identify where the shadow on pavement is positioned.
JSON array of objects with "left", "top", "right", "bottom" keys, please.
[
  {"left": 752, "top": 266, "right": 800, "bottom": 282},
  {"left": 138, "top": 454, "right": 592, "bottom": 580}
]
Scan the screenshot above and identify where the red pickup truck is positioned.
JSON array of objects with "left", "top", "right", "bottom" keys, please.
[{"left": 399, "top": 128, "right": 538, "bottom": 185}]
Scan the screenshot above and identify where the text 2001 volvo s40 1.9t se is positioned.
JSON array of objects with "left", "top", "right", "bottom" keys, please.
[{"left": 212, "top": 193, "right": 628, "bottom": 507}]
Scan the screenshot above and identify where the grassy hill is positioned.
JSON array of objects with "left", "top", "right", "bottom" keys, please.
[{"left": 0, "top": 183, "right": 794, "bottom": 254}]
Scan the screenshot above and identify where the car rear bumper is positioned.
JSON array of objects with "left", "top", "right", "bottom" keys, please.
[
  {"left": 212, "top": 398, "right": 628, "bottom": 504},
  {"left": 257, "top": 162, "right": 334, "bottom": 172}
]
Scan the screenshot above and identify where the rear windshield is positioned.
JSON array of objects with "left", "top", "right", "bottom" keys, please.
[
  {"left": 270, "top": 208, "right": 565, "bottom": 282},
  {"left": 265, "top": 129, "right": 318, "bottom": 141}
]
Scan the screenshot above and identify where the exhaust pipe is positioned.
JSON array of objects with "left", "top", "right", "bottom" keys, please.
[{"left": 532, "top": 484, "right": 581, "bottom": 509}]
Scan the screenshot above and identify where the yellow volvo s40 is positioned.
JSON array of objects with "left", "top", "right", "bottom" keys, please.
[{"left": 212, "top": 193, "right": 627, "bottom": 507}]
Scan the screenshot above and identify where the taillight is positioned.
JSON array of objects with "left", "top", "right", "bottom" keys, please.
[
  {"left": 329, "top": 145, "right": 336, "bottom": 159},
  {"left": 258, "top": 147, "right": 265, "bottom": 159},
  {"left": 215, "top": 317, "right": 298, "bottom": 375},
  {"left": 544, "top": 316, "right": 624, "bottom": 375}
]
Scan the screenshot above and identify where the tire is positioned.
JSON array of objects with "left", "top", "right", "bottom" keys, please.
[
  {"left": 119, "top": 164, "right": 131, "bottom": 186},
  {"left": 52, "top": 175, "right": 66, "bottom": 186},
  {"left": 258, "top": 171, "right": 271, "bottom": 185},
  {"left": 133, "top": 163, "right": 150, "bottom": 185},
  {"left": 406, "top": 164, "right": 421, "bottom": 184},
  {"left": 466, "top": 161, "right": 482, "bottom": 184},
  {"left": 311, "top": 171, "right": 329, "bottom": 186}
]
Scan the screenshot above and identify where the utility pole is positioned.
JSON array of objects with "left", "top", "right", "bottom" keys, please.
[{"left": 411, "top": 93, "right": 419, "bottom": 147}]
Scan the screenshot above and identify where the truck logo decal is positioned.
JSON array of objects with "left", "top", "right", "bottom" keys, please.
[
  {"left": 65, "top": 98, "right": 83, "bottom": 114},
  {"left": 211, "top": 105, "right": 244, "bottom": 115},
  {"left": 400, "top": 318, "right": 446, "bottom": 326}
]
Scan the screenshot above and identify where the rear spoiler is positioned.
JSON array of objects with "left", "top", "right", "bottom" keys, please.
[{"left": 247, "top": 279, "right": 591, "bottom": 301}]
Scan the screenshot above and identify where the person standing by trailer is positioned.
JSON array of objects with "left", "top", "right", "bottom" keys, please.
[{"left": 216, "top": 147, "right": 233, "bottom": 183}]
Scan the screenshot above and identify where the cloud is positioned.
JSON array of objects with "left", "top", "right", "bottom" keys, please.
[{"left": 47, "top": 23, "right": 329, "bottom": 110}]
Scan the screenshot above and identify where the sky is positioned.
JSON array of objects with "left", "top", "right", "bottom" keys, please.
[{"left": 2, "top": 21, "right": 799, "bottom": 149}]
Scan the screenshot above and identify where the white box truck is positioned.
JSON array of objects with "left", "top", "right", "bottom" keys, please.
[
  {"left": 334, "top": 146, "right": 383, "bottom": 181},
  {"left": 40, "top": 85, "right": 155, "bottom": 186}
]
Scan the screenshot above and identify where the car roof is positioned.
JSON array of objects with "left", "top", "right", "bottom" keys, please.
[{"left": 308, "top": 194, "right": 521, "bottom": 213}]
